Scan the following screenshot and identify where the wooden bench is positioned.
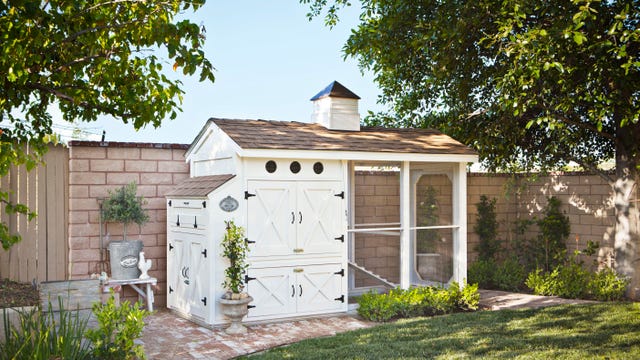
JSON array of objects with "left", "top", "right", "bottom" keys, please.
[{"left": 102, "top": 277, "right": 157, "bottom": 311}]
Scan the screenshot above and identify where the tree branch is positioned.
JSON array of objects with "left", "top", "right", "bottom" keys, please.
[{"left": 24, "top": 83, "right": 134, "bottom": 119}]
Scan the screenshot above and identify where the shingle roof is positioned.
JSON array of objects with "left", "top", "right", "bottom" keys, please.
[
  {"left": 165, "top": 175, "right": 235, "bottom": 197},
  {"left": 209, "top": 118, "right": 477, "bottom": 155}
]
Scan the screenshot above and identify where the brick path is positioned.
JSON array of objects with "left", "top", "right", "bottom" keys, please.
[{"left": 141, "top": 312, "right": 374, "bottom": 359}]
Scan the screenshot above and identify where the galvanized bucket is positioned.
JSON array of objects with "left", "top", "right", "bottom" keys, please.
[{"left": 108, "top": 240, "right": 143, "bottom": 279}]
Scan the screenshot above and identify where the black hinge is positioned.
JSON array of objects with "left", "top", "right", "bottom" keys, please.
[
  {"left": 245, "top": 275, "right": 256, "bottom": 283},
  {"left": 247, "top": 305, "right": 256, "bottom": 309},
  {"left": 334, "top": 295, "right": 345, "bottom": 303},
  {"left": 168, "top": 200, "right": 172, "bottom": 207},
  {"left": 194, "top": 217, "right": 198, "bottom": 229},
  {"left": 334, "top": 235, "right": 344, "bottom": 243},
  {"left": 176, "top": 215, "right": 180, "bottom": 226},
  {"left": 334, "top": 191, "right": 344, "bottom": 199},
  {"left": 169, "top": 243, "right": 174, "bottom": 251},
  {"left": 202, "top": 201, "right": 206, "bottom": 208},
  {"left": 334, "top": 269, "right": 345, "bottom": 277},
  {"left": 245, "top": 191, "right": 256, "bottom": 199},
  {"left": 201, "top": 297, "right": 207, "bottom": 306},
  {"left": 201, "top": 249, "right": 207, "bottom": 258},
  {"left": 169, "top": 286, "right": 173, "bottom": 293},
  {"left": 245, "top": 238, "right": 256, "bottom": 245}
]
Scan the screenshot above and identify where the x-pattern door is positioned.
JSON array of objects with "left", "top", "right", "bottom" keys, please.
[
  {"left": 296, "top": 264, "right": 343, "bottom": 313},
  {"left": 247, "top": 181, "right": 296, "bottom": 257},
  {"left": 297, "top": 181, "right": 343, "bottom": 255},
  {"left": 246, "top": 267, "right": 294, "bottom": 317}
]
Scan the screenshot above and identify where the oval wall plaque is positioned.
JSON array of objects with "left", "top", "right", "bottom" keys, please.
[{"left": 219, "top": 196, "right": 239, "bottom": 212}]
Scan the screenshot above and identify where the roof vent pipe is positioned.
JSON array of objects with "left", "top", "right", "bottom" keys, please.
[{"left": 310, "top": 81, "right": 361, "bottom": 131}]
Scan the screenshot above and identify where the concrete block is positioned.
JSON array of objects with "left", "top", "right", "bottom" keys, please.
[
  {"left": 71, "top": 146, "right": 106, "bottom": 159},
  {"left": 69, "top": 185, "right": 89, "bottom": 198},
  {"left": 172, "top": 149, "right": 187, "bottom": 161},
  {"left": 69, "top": 211, "right": 89, "bottom": 224},
  {"left": 70, "top": 249, "right": 101, "bottom": 262},
  {"left": 172, "top": 173, "right": 190, "bottom": 183},
  {"left": 70, "top": 172, "right": 106, "bottom": 185},
  {"left": 106, "top": 172, "right": 139, "bottom": 185},
  {"left": 70, "top": 198, "right": 100, "bottom": 211},
  {"left": 125, "top": 160, "right": 158, "bottom": 172},
  {"left": 69, "top": 159, "right": 90, "bottom": 172},
  {"left": 141, "top": 173, "right": 173, "bottom": 185},
  {"left": 141, "top": 148, "right": 173, "bottom": 160},
  {"left": 107, "top": 147, "right": 140, "bottom": 159},
  {"left": 91, "top": 159, "right": 124, "bottom": 172},
  {"left": 158, "top": 161, "right": 188, "bottom": 173}
]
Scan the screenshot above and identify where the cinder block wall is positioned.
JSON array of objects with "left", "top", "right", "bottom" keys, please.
[{"left": 68, "top": 141, "right": 189, "bottom": 306}]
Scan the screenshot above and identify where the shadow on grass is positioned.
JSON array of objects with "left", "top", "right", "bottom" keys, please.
[{"left": 245, "top": 303, "right": 640, "bottom": 359}]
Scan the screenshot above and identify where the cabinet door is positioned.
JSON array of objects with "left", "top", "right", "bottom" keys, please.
[
  {"left": 166, "top": 234, "right": 208, "bottom": 319},
  {"left": 166, "top": 236, "right": 183, "bottom": 309},
  {"left": 296, "top": 264, "right": 345, "bottom": 314},
  {"left": 184, "top": 237, "right": 208, "bottom": 319},
  {"left": 246, "top": 267, "right": 295, "bottom": 318},
  {"left": 296, "top": 181, "right": 345, "bottom": 255},
  {"left": 247, "top": 181, "right": 296, "bottom": 257}
]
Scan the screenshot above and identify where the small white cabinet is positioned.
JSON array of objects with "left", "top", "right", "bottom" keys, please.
[
  {"left": 245, "top": 263, "right": 345, "bottom": 318},
  {"left": 166, "top": 198, "right": 211, "bottom": 321}
]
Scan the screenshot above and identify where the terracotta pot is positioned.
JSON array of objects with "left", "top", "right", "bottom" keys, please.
[{"left": 219, "top": 295, "right": 253, "bottom": 335}]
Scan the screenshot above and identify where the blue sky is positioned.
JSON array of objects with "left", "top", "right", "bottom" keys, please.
[{"left": 58, "top": 1, "right": 382, "bottom": 144}]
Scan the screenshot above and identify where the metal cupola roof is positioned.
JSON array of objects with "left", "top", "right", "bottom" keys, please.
[{"left": 309, "top": 80, "right": 361, "bottom": 101}]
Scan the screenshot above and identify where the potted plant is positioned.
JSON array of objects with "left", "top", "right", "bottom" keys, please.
[
  {"left": 101, "top": 182, "right": 149, "bottom": 280},
  {"left": 218, "top": 220, "right": 253, "bottom": 335}
]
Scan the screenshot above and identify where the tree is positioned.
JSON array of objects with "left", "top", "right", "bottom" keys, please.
[
  {"left": 304, "top": 0, "right": 640, "bottom": 296},
  {"left": 0, "top": 1, "right": 214, "bottom": 249}
]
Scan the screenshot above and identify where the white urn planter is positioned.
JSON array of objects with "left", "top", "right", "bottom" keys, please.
[{"left": 219, "top": 295, "right": 253, "bottom": 335}]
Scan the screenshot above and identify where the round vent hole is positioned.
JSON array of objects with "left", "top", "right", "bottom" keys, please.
[
  {"left": 313, "top": 162, "right": 324, "bottom": 174},
  {"left": 265, "top": 160, "right": 277, "bottom": 173},
  {"left": 290, "top": 161, "right": 301, "bottom": 174}
]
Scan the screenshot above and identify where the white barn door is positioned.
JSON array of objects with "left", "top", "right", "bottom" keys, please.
[
  {"left": 297, "top": 181, "right": 344, "bottom": 255},
  {"left": 247, "top": 181, "right": 296, "bottom": 257}
]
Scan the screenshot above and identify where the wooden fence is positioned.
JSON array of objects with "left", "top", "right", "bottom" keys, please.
[{"left": 0, "top": 145, "right": 68, "bottom": 283}]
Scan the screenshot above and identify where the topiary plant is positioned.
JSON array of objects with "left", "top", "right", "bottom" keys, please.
[{"left": 101, "top": 182, "right": 149, "bottom": 241}]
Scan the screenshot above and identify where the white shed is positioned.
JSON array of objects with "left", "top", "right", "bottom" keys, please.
[{"left": 166, "top": 81, "right": 478, "bottom": 327}]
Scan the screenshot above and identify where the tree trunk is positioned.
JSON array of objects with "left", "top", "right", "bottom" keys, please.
[{"left": 613, "top": 129, "right": 640, "bottom": 299}]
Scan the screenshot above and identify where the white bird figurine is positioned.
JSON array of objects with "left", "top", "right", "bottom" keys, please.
[{"left": 138, "top": 251, "right": 152, "bottom": 280}]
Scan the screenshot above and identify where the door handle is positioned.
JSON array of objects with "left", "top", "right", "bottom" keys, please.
[
  {"left": 291, "top": 284, "right": 295, "bottom": 297},
  {"left": 299, "top": 284, "right": 302, "bottom": 297},
  {"left": 291, "top": 211, "right": 295, "bottom": 224},
  {"left": 299, "top": 211, "right": 302, "bottom": 224}
]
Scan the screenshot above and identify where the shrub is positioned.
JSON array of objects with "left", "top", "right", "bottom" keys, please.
[
  {"left": 588, "top": 268, "right": 629, "bottom": 301},
  {"left": 468, "top": 258, "right": 526, "bottom": 291},
  {"left": 86, "top": 294, "right": 149, "bottom": 360},
  {"left": 492, "top": 258, "right": 527, "bottom": 292},
  {"left": 526, "top": 260, "right": 628, "bottom": 301},
  {"left": 357, "top": 283, "right": 479, "bottom": 322},
  {"left": 0, "top": 300, "right": 91, "bottom": 360},
  {"left": 468, "top": 259, "right": 496, "bottom": 289},
  {"left": 356, "top": 291, "right": 397, "bottom": 322}
]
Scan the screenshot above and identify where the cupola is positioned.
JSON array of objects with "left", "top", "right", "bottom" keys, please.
[{"left": 310, "top": 81, "right": 361, "bottom": 131}]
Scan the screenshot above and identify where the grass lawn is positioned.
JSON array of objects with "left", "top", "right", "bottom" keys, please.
[{"left": 244, "top": 303, "right": 640, "bottom": 359}]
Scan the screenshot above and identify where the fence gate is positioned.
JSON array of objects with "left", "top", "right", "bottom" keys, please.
[{"left": 0, "top": 145, "right": 69, "bottom": 283}]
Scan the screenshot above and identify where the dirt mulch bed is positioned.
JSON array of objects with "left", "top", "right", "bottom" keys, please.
[{"left": 0, "top": 278, "right": 40, "bottom": 308}]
